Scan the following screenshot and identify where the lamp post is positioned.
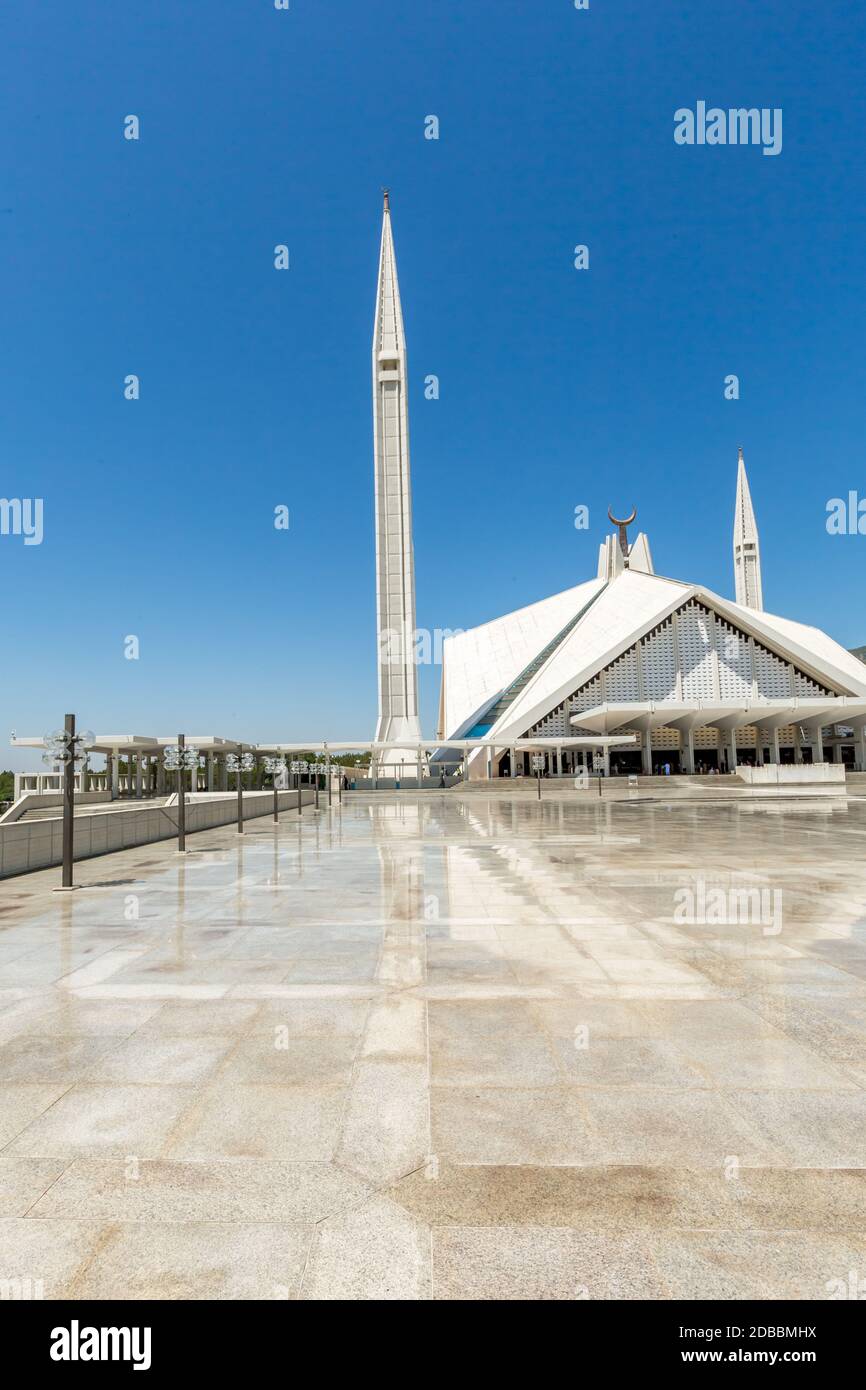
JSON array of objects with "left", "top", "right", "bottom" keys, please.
[
  {"left": 531, "top": 752, "right": 544, "bottom": 800},
  {"left": 321, "top": 757, "right": 341, "bottom": 806},
  {"left": 42, "top": 718, "right": 95, "bottom": 889},
  {"left": 263, "top": 756, "right": 287, "bottom": 823},
  {"left": 226, "top": 747, "right": 256, "bottom": 832},
  {"left": 311, "top": 756, "right": 321, "bottom": 810},
  {"left": 290, "top": 760, "right": 307, "bottom": 814},
  {"left": 163, "top": 737, "right": 200, "bottom": 852}
]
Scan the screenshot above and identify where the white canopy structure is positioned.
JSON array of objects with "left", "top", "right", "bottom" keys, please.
[{"left": 9, "top": 733, "right": 634, "bottom": 798}]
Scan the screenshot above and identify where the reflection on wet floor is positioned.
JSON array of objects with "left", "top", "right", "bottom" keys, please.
[{"left": 0, "top": 789, "right": 864, "bottom": 1299}]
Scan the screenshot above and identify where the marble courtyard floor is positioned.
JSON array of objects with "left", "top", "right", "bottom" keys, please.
[{"left": 0, "top": 787, "right": 865, "bottom": 1301}]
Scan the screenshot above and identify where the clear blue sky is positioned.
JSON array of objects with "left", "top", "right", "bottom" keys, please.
[{"left": 3, "top": 1, "right": 865, "bottom": 768}]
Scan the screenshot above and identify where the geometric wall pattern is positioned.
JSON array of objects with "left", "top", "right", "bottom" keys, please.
[{"left": 528, "top": 598, "right": 834, "bottom": 740}]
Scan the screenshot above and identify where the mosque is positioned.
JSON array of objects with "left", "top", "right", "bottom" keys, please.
[
  {"left": 437, "top": 456, "right": 866, "bottom": 777},
  {"left": 368, "top": 194, "right": 866, "bottom": 779}
]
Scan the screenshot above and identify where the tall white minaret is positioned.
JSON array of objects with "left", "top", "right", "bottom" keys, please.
[
  {"left": 733, "top": 446, "right": 763, "bottom": 610},
  {"left": 372, "top": 191, "right": 421, "bottom": 757}
]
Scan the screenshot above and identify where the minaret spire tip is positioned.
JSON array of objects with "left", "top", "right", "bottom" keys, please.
[
  {"left": 382, "top": 187, "right": 390, "bottom": 212},
  {"left": 732, "top": 445, "right": 763, "bottom": 610}
]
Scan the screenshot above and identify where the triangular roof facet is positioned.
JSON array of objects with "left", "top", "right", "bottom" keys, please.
[
  {"left": 440, "top": 577, "right": 605, "bottom": 739},
  {"left": 447, "top": 570, "right": 866, "bottom": 744}
]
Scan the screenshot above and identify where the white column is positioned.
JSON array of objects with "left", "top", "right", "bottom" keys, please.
[
  {"left": 681, "top": 729, "right": 695, "bottom": 774},
  {"left": 641, "top": 731, "right": 652, "bottom": 775},
  {"left": 812, "top": 724, "right": 825, "bottom": 763},
  {"left": 135, "top": 752, "right": 142, "bottom": 798},
  {"left": 857, "top": 725, "right": 866, "bottom": 772},
  {"left": 110, "top": 750, "right": 119, "bottom": 800}
]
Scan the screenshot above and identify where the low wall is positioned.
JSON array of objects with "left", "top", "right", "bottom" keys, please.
[
  {"left": 738, "top": 764, "right": 846, "bottom": 786},
  {"left": 0, "top": 790, "right": 112, "bottom": 825},
  {"left": 347, "top": 774, "right": 461, "bottom": 790},
  {"left": 0, "top": 789, "right": 316, "bottom": 879}
]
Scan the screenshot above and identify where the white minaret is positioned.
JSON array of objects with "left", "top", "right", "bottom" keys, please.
[
  {"left": 372, "top": 191, "right": 421, "bottom": 761},
  {"left": 733, "top": 446, "right": 763, "bottom": 610}
]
